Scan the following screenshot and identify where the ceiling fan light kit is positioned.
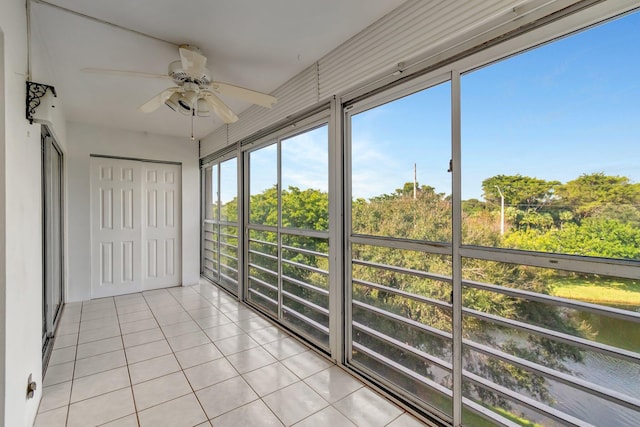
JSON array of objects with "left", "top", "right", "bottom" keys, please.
[
  {"left": 165, "top": 92, "right": 190, "bottom": 115},
  {"left": 83, "top": 44, "right": 277, "bottom": 133},
  {"left": 196, "top": 98, "right": 211, "bottom": 117}
]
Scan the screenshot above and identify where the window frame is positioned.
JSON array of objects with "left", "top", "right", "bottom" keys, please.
[
  {"left": 200, "top": 151, "right": 240, "bottom": 295},
  {"left": 242, "top": 111, "right": 333, "bottom": 350},
  {"left": 342, "top": 7, "right": 640, "bottom": 426},
  {"left": 196, "top": 4, "right": 640, "bottom": 426}
]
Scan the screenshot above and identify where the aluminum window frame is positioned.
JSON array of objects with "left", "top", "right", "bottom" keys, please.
[
  {"left": 342, "top": 6, "right": 640, "bottom": 426},
  {"left": 345, "top": 69, "right": 457, "bottom": 425},
  {"left": 200, "top": 151, "right": 240, "bottom": 295},
  {"left": 42, "top": 125, "right": 65, "bottom": 367},
  {"left": 242, "top": 110, "right": 333, "bottom": 351},
  {"left": 195, "top": 3, "right": 640, "bottom": 425}
]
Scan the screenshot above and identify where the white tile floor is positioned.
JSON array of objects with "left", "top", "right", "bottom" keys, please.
[{"left": 36, "top": 282, "right": 427, "bottom": 427}]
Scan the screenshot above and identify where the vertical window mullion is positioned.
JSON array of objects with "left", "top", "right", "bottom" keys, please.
[
  {"left": 216, "top": 165, "right": 222, "bottom": 283},
  {"left": 236, "top": 152, "right": 244, "bottom": 301},
  {"left": 451, "top": 69, "right": 463, "bottom": 427},
  {"left": 277, "top": 139, "right": 283, "bottom": 320},
  {"left": 344, "top": 104, "right": 355, "bottom": 364},
  {"left": 243, "top": 152, "right": 250, "bottom": 302},
  {"left": 328, "top": 96, "right": 344, "bottom": 362},
  {"left": 345, "top": 73, "right": 453, "bottom": 421},
  {"left": 200, "top": 167, "right": 205, "bottom": 276}
]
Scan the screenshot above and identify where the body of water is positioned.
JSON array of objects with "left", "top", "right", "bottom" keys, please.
[{"left": 545, "top": 307, "right": 640, "bottom": 426}]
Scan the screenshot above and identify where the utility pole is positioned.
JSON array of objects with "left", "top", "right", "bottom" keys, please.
[
  {"left": 495, "top": 185, "right": 505, "bottom": 235},
  {"left": 413, "top": 163, "right": 417, "bottom": 199}
]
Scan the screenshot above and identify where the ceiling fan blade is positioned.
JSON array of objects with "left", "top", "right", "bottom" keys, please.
[
  {"left": 81, "top": 68, "right": 171, "bottom": 80},
  {"left": 139, "top": 88, "right": 180, "bottom": 113},
  {"left": 179, "top": 46, "right": 207, "bottom": 79},
  {"left": 202, "top": 93, "right": 239, "bottom": 123},
  {"left": 211, "top": 81, "right": 277, "bottom": 108}
]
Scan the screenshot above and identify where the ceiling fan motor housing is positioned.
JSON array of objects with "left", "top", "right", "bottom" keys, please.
[
  {"left": 135, "top": 44, "right": 273, "bottom": 125},
  {"left": 168, "top": 61, "right": 211, "bottom": 87}
]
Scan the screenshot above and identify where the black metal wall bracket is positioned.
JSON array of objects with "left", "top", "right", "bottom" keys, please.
[{"left": 26, "top": 81, "right": 57, "bottom": 124}]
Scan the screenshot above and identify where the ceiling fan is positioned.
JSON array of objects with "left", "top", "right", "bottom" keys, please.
[{"left": 82, "top": 45, "right": 277, "bottom": 136}]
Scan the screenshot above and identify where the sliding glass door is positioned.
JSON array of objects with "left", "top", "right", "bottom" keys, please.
[
  {"left": 346, "top": 76, "right": 454, "bottom": 419},
  {"left": 344, "top": 9, "right": 640, "bottom": 426},
  {"left": 42, "top": 127, "right": 64, "bottom": 360},
  {"left": 245, "top": 121, "right": 331, "bottom": 350},
  {"left": 202, "top": 156, "right": 239, "bottom": 295},
  {"left": 197, "top": 8, "right": 640, "bottom": 426}
]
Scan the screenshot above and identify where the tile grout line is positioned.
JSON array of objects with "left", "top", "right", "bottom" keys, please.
[
  {"left": 200, "top": 282, "right": 407, "bottom": 426},
  {"left": 158, "top": 288, "right": 212, "bottom": 424},
  {"left": 40, "top": 304, "right": 81, "bottom": 424},
  {"left": 48, "top": 299, "right": 151, "bottom": 423},
  {"left": 63, "top": 301, "right": 84, "bottom": 426},
  {"left": 115, "top": 294, "right": 144, "bottom": 427},
  {"left": 79, "top": 297, "right": 136, "bottom": 427},
  {"left": 94, "top": 297, "right": 149, "bottom": 426},
  {"left": 173, "top": 291, "right": 284, "bottom": 424},
  {"left": 187, "top": 286, "right": 284, "bottom": 426},
  {"left": 385, "top": 412, "right": 406, "bottom": 427},
  {"left": 44, "top": 285, "right": 418, "bottom": 427},
  {"left": 138, "top": 287, "right": 219, "bottom": 424},
  {"left": 163, "top": 286, "right": 284, "bottom": 424},
  {"left": 189, "top": 285, "right": 334, "bottom": 426}
]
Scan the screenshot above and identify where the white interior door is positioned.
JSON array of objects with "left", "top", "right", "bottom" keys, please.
[
  {"left": 142, "top": 163, "right": 181, "bottom": 290},
  {"left": 91, "top": 157, "right": 142, "bottom": 297},
  {"left": 91, "top": 157, "right": 182, "bottom": 298}
]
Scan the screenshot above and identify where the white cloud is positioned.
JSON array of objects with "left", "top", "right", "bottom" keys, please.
[{"left": 281, "top": 127, "right": 329, "bottom": 192}]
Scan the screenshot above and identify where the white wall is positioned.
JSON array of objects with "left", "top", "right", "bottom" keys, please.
[
  {"left": 66, "top": 122, "right": 200, "bottom": 302},
  {"left": 0, "top": 4, "right": 197, "bottom": 424},
  {"left": 1, "top": 0, "right": 44, "bottom": 424},
  {"left": 0, "top": 0, "right": 68, "bottom": 424},
  {"left": 0, "top": 24, "right": 5, "bottom": 427}
]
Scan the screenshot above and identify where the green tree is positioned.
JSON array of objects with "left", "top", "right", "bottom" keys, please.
[
  {"left": 593, "top": 204, "right": 640, "bottom": 227},
  {"left": 350, "top": 181, "right": 587, "bottom": 411},
  {"left": 221, "top": 198, "right": 238, "bottom": 222},
  {"left": 247, "top": 185, "right": 330, "bottom": 328},
  {"left": 249, "top": 185, "right": 329, "bottom": 231},
  {"left": 249, "top": 185, "right": 279, "bottom": 226},
  {"left": 282, "top": 186, "right": 329, "bottom": 231},
  {"left": 246, "top": 172, "right": 640, "bottom": 416},
  {"left": 555, "top": 173, "right": 640, "bottom": 219},
  {"left": 462, "top": 198, "right": 487, "bottom": 216},
  {"left": 505, "top": 217, "right": 640, "bottom": 260},
  {"left": 393, "top": 182, "right": 437, "bottom": 198},
  {"left": 353, "top": 183, "right": 451, "bottom": 242},
  {"left": 482, "top": 175, "right": 560, "bottom": 211},
  {"left": 519, "top": 210, "right": 554, "bottom": 231}
]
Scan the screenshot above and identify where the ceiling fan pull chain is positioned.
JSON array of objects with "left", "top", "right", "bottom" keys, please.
[{"left": 191, "top": 109, "right": 195, "bottom": 141}]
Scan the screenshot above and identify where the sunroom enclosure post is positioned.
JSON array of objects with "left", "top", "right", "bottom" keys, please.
[
  {"left": 451, "top": 69, "right": 463, "bottom": 427},
  {"left": 329, "top": 96, "right": 344, "bottom": 362}
]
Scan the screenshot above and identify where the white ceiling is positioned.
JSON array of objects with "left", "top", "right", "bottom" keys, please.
[{"left": 30, "top": 0, "right": 406, "bottom": 140}]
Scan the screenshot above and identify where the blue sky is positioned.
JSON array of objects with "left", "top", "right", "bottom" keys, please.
[
  {"left": 351, "top": 82, "right": 451, "bottom": 199},
  {"left": 352, "top": 9, "right": 640, "bottom": 200},
  {"left": 230, "top": 9, "right": 639, "bottom": 204},
  {"left": 248, "top": 125, "right": 329, "bottom": 198},
  {"left": 219, "top": 159, "right": 237, "bottom": 205}
]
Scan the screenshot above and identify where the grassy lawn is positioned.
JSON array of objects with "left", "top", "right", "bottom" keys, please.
[
  {"left": 463, "top": 406, "right": 543, "bottom": 427},
  {"left": 549, "top": 276, "right": 640, "bottom": 306},
  {"left": 492, "top": 406, "right": 543, "bottom": 427}
]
